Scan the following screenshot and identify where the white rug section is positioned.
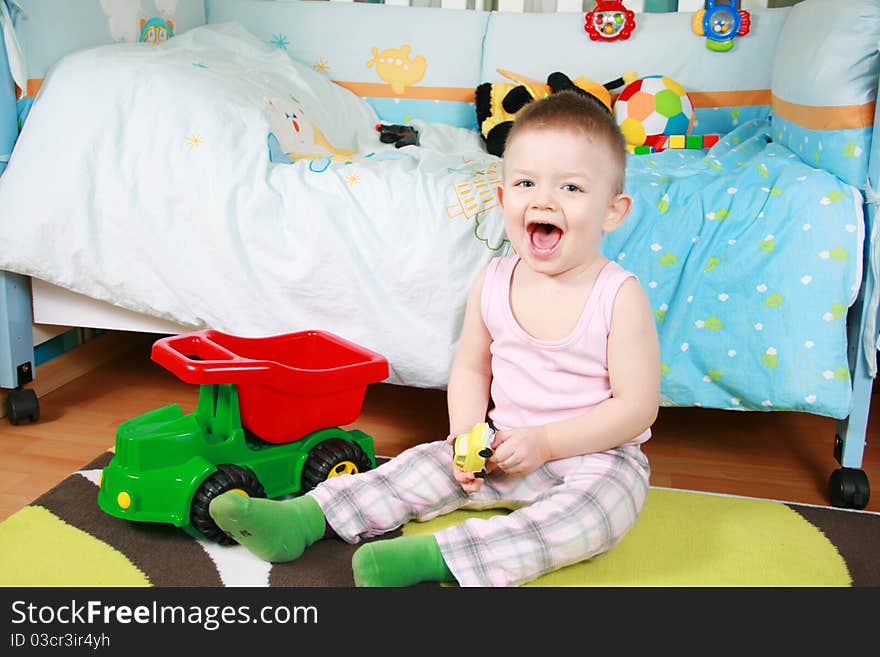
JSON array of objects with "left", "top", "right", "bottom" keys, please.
[
  {"left": 197, "top": 540, "right": 272, "bottom": 587},
  {"left": 77, "top": 469, "right": 103, "bottom": 486}
]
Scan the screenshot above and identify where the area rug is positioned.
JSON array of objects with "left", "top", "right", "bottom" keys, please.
[{"left": 1, "top": 452, "right": 878, "bottom": 587}]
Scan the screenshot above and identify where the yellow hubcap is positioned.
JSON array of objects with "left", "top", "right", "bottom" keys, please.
[
  {"left": 228, "top": 488, "right": 250, "bottom": 498},
  {"left": 328, "top": 461, "right": 359, "bottom": 478}
]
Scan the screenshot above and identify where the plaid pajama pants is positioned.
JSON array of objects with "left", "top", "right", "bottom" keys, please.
[{"left": 308, "top": 439, "right": 650, "bottom": 587}]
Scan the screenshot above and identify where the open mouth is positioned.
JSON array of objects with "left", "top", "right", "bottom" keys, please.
[{"left": 527, "top": 222, "right": 564, "bottom": 255}]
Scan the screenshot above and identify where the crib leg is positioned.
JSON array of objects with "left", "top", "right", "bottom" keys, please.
[
  {"left": 831, "top": 256, "right": 874, "bottom": 508},
  {"left": 833, "top": 369, "right": 871, "bottom": 509},
  {"left": 0, "top": 271, "right": 39, "bottom": 424}
]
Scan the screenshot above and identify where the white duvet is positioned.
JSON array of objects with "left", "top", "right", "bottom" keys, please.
[{"left": 0, "top": 24, "right": 507, "bottom": 388}]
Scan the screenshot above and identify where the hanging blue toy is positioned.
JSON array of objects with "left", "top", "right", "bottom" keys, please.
[{"left": 692, "top": 0, "right": 751, "bottom": 52}]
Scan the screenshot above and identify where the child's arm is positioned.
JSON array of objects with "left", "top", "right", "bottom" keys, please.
[
  {"left": 446, "top": 266, "right": 493, "bottom": 438},
  {"left": 491, "top": 278, "right": 660, "bottom": 474}
]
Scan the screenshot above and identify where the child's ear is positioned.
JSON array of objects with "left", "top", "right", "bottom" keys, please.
[
  {"left": 602, "top": 193, "right": 632, "bottom": 233},
  {"left": 496, "top": 185, "right": 505, "bottom": 209}
]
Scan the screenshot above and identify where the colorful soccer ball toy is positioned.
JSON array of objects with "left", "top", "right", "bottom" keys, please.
[{"left": 613, "top": 75, "right": 694, "bottom": 149}]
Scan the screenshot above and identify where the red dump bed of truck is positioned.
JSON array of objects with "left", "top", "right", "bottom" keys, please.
[{"left": 152, "top": 330, "right": 389, "bottom": 443}]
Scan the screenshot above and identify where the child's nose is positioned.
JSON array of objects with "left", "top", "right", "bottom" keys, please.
[{"left": 530, "top": 194, "right": 557, "bottom": 211}]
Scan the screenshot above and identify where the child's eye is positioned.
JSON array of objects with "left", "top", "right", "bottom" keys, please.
[
  {"left": 515, "top": 180, "right": 534, "bottom": 188},
  {"left": 563, "top": 184, "right": 582, "bottom": 193}
]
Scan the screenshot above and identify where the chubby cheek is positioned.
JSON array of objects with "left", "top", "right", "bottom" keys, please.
[
  {"left": 503, "top": 214, "right": 525, "bottom": 242},
  {"left": 501, "top": 199, "right": 526, "bottom": 239}
]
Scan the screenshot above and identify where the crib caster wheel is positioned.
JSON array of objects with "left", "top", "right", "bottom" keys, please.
[
  {"left": 7, "top": 387, "right": 39, "bottom": 425},
  {"left": 829, "top": 468, "right": 870, "bottom": 510}
]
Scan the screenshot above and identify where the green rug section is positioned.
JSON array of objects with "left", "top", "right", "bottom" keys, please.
[
  {"left": 403, "top": 488, "right": 852, "bottom": 586},
  {"left": 0, "top": 506, "right": 150, "bottom": 587}
]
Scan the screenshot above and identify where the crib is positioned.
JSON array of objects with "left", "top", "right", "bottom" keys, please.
[{"left": 0, "top": 0, "right": 875, "bottom": 510}]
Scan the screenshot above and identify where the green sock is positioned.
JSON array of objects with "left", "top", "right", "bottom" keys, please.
[
  {"left": 352, "top": 534, "right": 455, "bottom": 587},
  {"left": 208, "top": 492, "right": 326, "bottom": 563}
]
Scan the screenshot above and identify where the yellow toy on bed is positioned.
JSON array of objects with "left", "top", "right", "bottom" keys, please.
[{"left": 475, "top": 68, "right": 636, "bottom": 157}]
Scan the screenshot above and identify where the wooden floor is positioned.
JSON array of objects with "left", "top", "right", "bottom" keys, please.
[{"left": 2, "top": 332, "right": 879, "bottom": 521}]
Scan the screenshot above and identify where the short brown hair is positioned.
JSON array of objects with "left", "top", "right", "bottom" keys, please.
[{"left": 505, "top": 90, "right": 627, "bottom": 194}]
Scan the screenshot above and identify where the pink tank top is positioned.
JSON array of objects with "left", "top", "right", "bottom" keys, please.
[{"left": 480, "top": 255, "right": 650, "bottom": 446}]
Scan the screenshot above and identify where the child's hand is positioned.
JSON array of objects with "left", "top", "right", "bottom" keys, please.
[
  {"left": 491, "top": 427, "right": 551, "bottom": 477},
  {"left": 453, "top": 464, "right": 484, "bottom": 493}
]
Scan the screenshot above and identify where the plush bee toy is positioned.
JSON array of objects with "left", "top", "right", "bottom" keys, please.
[{"left": 475, "top": 69, "right": 635, "bottom": 157}]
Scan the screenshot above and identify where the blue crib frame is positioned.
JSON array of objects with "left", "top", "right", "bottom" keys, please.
[
  {"left": 830, "top": 94, "right": 880, "bottom": 508},
  {"left": 0, "top": 15, "right": 35, "bottom": 395},
  {"left": 0, "top": 2, "right": 875, "bottom": 508}
]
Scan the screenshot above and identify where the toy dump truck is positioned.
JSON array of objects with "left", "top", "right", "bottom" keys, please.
[{"left": 97, "top": 329, "right": 388, "bottom": 544}]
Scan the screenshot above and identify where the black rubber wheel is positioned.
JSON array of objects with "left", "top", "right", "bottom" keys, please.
[
  {"left": 301, "top": 438, "right": 373, "bottom": 492},
  {"left": 829, "top": 467, "right": 870, "bottom": 510},
  {"left": 190, "top": 464, "right": 266, "bottom": 544},
  {"left": 7, "top": 388, "right": 39, "bottom": 425}
]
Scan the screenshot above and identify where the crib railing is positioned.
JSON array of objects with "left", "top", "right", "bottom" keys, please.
[{"left": 326, "top": 0, "right": 774, "bottom": 13}]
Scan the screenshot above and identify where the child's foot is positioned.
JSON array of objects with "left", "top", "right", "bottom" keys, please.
[
  {"left": 352, "top": 534, "right": 454, "bottom": 587},
  {"left": 208, "top": 492, "right": 326, "bottom": 562}
]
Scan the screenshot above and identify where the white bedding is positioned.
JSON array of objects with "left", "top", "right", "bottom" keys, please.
[{"left": 0, "top": 24, "right": 507, "bottom": 388}]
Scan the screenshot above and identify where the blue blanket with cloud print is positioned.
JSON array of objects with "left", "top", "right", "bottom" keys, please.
[{"left": 601, "top": 119, "right": 864, "bottom": 418}]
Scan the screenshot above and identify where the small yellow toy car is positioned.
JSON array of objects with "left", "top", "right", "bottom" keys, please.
[{"left": 452, "top": 422, "right": 495, "bottom": 477}]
